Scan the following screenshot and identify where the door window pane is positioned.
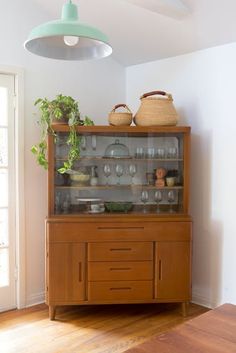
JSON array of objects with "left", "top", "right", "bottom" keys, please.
[
  {"left": 0, "top": 248, "right": 9, "bottom": 287},
  {"left": 0, "top": 128, "right": 8, "bottom": 166},
  {"left": 0, "top": 169, "right": 8, "bottom": 207},
  {"left": 0, "top": 209, "right": 8, "bottom": 246},
  {"left": 0, "top": 87, "right": 7, "bottom": 126}
]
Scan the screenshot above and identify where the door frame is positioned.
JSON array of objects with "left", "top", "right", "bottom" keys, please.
[{"left": 0, "top": 65, "right": 25, "bottom": 309}]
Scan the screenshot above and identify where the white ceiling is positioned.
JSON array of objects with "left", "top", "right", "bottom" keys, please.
[{"left": 31, "top": 0, "right": 236, "bottom": 66}]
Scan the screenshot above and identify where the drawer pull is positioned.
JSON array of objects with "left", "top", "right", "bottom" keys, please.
[
  {"left": 158, "top": 260, "right": 162, "bottom": 280},
  {"left": 110, "top": 287, "right": 132, "bottom": 291},
  {"left": 78, "top": 262, "right": 82, "bottom": 282},
  {"left": 110, "top": 248, "right": 132, "bottom": 252},
  {"left": 109, "top": 267, "right": 131, "bottom": 271},
  {"left": 97, "top": 227, "right": 144, "bottom": 230}
]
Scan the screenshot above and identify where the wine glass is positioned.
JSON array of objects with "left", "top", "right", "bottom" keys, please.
[
  {"left": 115, "top": 164, "right": 123, "bottom": 185},
  {"left": 154, "top": 190, "right": 162, "bottom": 213},
  {"left": 167, "top": 190, "right": 175, "bottom": 213},
  {"left": 129, "top": 164, "right": 137, "bottom": 184},
  {"left": 103, "top": 164, "right": 111, "bottom": 185},
  {"left": 141, "top": 190, "right": 149, "bottom": 212}
]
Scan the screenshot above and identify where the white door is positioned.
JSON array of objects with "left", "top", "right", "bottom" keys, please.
[{"left": 0, "top": 73, "right": 16, "bottom": 311}]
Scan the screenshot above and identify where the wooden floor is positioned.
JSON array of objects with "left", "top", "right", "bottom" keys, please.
[{"left": 0, "top": 303, "right": 208, "bottom": 353}]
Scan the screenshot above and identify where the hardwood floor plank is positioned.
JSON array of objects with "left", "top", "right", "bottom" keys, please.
[{"left": 0, "top": 303, "right": 208, "bottom": 353}]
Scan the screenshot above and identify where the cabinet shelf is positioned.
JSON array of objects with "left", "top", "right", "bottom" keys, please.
[
  {"left": 55, "top": 156, "right": 184, "bottom": 162},
  {"left": 55, "top": 185, "right": 184, "bottom": 190}
]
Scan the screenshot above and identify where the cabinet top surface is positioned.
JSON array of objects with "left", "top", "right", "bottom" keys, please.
[{"left": 51, "top": 124, "right": 191, "bottom": 134}]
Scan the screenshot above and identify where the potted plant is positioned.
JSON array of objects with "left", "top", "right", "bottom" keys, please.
[{"left": 31, "top": 94, "right": 94, "bottom": 173}]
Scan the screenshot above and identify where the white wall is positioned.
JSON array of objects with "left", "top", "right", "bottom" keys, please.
[
  {"left": 127, "top": 42, "right": 236, "bottom": 308},
  {"left": 0, "top": 0, "right": 125, "bottom": 306}
]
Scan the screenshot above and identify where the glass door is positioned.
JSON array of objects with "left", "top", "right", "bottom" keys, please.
[
  {"left": 0, "top": 73, "right": 16, "bottom": 311},
  {"left": 52, "top": 129, "right": 188, "bottom": 215}
]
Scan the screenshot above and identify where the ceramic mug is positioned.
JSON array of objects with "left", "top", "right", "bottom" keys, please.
[{"left": 166, "top": 177, "right": 175, "bottom": 187}]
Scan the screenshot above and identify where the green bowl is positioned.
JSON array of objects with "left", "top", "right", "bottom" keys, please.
[{"left": 104, "top": 202, "right": 133, "bottom": 213}]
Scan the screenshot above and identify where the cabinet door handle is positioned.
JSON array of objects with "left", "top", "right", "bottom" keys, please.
[
  {"left": 158, "top": 260, "right": 162, "bottom": 280},
  {"left": 78, "top": 262, "right": 82, "bottom": 282},
  {"left": 110, "top": 248, "right": 132, "bottom": 252},
  {"left": 109, "top": 287, "right": 132, "bottom": 291},
  {"left": 110, "top": 267, "right": 131, "bottom": 271}
]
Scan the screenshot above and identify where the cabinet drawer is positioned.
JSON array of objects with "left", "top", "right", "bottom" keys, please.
[
  {"left": 88, "top": 281, "right": 153, "bottom": 301},
  {"left": 88, "top": 261, "right": 153, "bottom": 281},
  {"left": 88, "top": 242, "right": 153, "bottom": 261}
]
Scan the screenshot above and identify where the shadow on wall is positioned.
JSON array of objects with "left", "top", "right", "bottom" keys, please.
[{"left": 190, "top": 131, "right": 223, "bottom": 308}]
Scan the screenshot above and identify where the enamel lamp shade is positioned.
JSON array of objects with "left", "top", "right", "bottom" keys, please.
[{"left": 24, "top": 1, "right": 112, "bottom": 60}]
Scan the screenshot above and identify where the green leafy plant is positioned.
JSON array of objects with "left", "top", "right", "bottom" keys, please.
[{"left": 31, "top": 94, "right": 94, "bottom": 173}]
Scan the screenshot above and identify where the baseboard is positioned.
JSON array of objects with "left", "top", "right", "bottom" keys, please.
[
  {"left": 0, "top": 304, "right": 17, "bottom": 313},
  {"left": 192, "top": 292, "right": 217, "bottom": 309},
  {"left": 26, "top": 291, "right": 45, "bottom": 307}
]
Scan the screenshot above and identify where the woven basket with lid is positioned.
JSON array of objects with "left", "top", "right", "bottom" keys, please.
[
  {"left": 134, "top": 91, "right": 179, "bottom": 126},
  {"left": 108, "top": 104, "right": 133, "bottom": 126}
]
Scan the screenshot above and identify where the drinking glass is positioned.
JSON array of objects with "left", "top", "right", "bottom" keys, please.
[
  {"left": 81, "top": 136, "right": 86, "bottom": 151},
  {"left": 157, "top": 148, "right": 165, "bottom": 159},
  {"left": 147, "top": 147, "right": 155, "bottom": 159},
  {"left": 91, "top": 135, "right": 97, "bottom": 151},
  {"left": 154, "top": 190, "right": 162, "bottom": 213},
  {"left": 167, "top": 147, "right": 177, "bottom": 159},
  {"left": 167, "top": 190, "right": 175, "bottom": 212},
  {"left": 115, "top": 164, "right": 123, "bottom": 185},
  {"left": 135, "top": 147, "right": 144, "bottom": 159},
  {"left": 141, "top": 190, "right": 149, "bottom": 212},
  {"left": 129, "top": 164, "right": 137, "bottom": 184},
  {"left": 103, "top": 164, "right": 111, "bottom": 185}
]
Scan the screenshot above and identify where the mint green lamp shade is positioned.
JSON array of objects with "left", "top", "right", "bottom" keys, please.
[{"left": 24, "top": 1, "right": 112, "bottom": 60}]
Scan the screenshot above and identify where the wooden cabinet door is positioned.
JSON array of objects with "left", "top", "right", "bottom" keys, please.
[
  {"left": 48, "top": 242, "right": 85, "bottom": 303},
  {"left": 155, "top": 242, "right": 191, "bottom": 301}
]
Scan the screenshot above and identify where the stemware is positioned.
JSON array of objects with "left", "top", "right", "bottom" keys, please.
[
  {"left": 154, "top": 190, "right": 162, "bottom": 213},
  {"left": 167, "top": 190, "right": 175, "bottom": 212},
  {"left": 129, "top": 164, "right": 137, "bottom": 184},
  {"left": 103, "top": 164, "right": 111, "bottom": 185},
  {"left": 115, "top": 164, "right": 123, "bottom": 185},
  {"left": 141, "top": 190, "right": 149, "bottom": 212}
]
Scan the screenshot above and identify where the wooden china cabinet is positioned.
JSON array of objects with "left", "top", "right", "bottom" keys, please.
[{"left": 46, "top": 125, "right": 192, "bottom": 320}]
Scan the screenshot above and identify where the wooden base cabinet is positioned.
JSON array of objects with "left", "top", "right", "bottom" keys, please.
[{"left": 46, "top": 218, "right": 192, "bottom": 320}]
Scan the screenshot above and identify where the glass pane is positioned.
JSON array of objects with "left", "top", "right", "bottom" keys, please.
[
  {"left": 0, "top": 248, "right": 9, "bottom": 287},
  {"left": 53, "top": 132, "right": 185, "bottom": 215},
  {"left": 0, "top": 208, "right": 8, "bottom": 246},
  {"left": 0, "top": 128, "right": 8, "bottom": 166},
  {"left": 0, "top": 169, "right": 8, "bottom": 207},
  {"left": 0, "top": 87, "right": 7, "bottom": 126}
]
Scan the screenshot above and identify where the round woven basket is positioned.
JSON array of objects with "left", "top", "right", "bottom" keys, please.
[
  {"left": 134, "top": 91, "right": 178, "bottom": 126},
  {"left": 108, "top": 104, "right": 133, "bottom": 126}
]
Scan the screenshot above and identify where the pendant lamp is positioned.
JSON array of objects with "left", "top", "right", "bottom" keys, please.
[{"left": 24, "top": 0, "right": 112, "bottom": 60}]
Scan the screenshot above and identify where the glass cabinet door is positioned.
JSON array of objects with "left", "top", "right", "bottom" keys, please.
[{"left": 51, "top": 128, "right": 189, "bottom": 216}]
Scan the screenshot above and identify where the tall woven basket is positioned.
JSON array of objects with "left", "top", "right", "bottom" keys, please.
[
  {"left": 108, "top": 104, "right": 133, "bottom": 126},
  {"left": 134, "top": 91, "right": 179, "bottom": 126}
]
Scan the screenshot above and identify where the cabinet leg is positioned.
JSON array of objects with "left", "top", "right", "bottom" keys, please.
[
  {"left": 181, "top": 302, "right": 188, "bottom": 317},
  {"left": 49, "top": 305, "right": 56, "bottom": 320}
]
